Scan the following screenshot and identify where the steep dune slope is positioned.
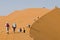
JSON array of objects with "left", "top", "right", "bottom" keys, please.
[{"left": 30, "top": 8, "right": 60, "bottom": 40}]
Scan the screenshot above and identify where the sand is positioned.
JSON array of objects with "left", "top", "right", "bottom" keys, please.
[
  {"left": 0, "top": 8, "right": 50, "bottom": 40},
  {"left": 30, "top": 8, "right": 60, "bottom": 40}
]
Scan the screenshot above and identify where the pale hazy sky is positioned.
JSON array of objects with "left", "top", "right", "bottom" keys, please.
[{"left": 0, "top": 0, "right": 60, "bottom": 16}]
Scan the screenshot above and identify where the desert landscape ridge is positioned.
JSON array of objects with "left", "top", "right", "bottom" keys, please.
[
  {"left": 30, "top": 7, "right": 60, "bottom": 40},
  {"left": 0, "top": 8, "right": 50, "bottom": 40}
]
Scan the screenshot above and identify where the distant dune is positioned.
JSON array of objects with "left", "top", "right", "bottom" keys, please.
[
  {"left": 0, "top": 8, "right": 50, "bottom": 40},
  {"left": 30, "top": 8, "right": 60, "bottom": 40}
]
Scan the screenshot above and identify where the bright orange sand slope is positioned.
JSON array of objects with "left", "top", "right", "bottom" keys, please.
[{"left": 0, "top": 8, "right": 50, "bottom": 40}]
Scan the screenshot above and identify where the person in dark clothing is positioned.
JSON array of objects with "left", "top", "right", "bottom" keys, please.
[
  {"left": 23, "top": 29, "right": 25, "bottom": 33},
  {"left": 20, "top": 28, "right": 22, "bottom": 32},
  {"left": 28, "top": 24, "right": 31, "bottom": 28},
  {"left": 5, "top": 22, "right": 10, "bottom": 34},
  {"left": 23, "top": 27, "right": 26, "bottom": 33},
  {"left": 18, "top": 28, "right": 22, "bottom": 32}
]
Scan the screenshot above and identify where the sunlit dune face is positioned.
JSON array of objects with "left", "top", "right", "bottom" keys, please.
[{"left": 0, "top": 8, "right": 50, "bottom": 40}]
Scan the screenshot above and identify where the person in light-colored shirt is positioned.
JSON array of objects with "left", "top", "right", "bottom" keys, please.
[{"left": 12, "top": 23, "right": 17, "bottom": 33}]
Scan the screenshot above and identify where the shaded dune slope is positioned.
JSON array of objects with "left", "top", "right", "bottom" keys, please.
[{"left": 30, "top": 8, "right": 60, "bottom": 40}]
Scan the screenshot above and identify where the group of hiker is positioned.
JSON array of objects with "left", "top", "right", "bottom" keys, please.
[
  {"left": 4, "top": 16, "right": 39, "bottom": 34},
  {"left": 5, "top": 22, "right": 29, "bottom": 34}
]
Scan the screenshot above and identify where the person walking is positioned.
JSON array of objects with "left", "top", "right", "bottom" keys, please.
[
  {"left": 12, "top": 23, "right": 17, "bottom": 33},
  {"left": 23, "top": 29, "right": 25, "bottom": 33},
  {"left": 23, "top": 27, "right": 25, "bottom": 33},
  {"left": 18, "top": 28, "right": 22, "bottom": 32},
  {"left": 5, "top": 22, "right": 10, "bottom": 34},
  {"left": 27, "top": 24, "right": 31, "bottom": 28}
]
